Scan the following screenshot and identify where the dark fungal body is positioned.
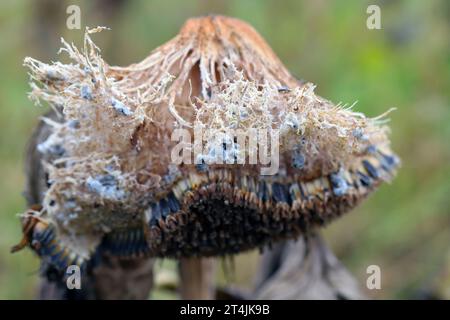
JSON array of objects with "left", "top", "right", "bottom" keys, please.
[
  {"left": 19, "top": 221, "right": 86, "bottom": 270},
  {"left": 24, "top": 147, "right": 398, "bottom": 269},
  {"left": 142, "top": 147, "right": 398, "bottom": 257}
]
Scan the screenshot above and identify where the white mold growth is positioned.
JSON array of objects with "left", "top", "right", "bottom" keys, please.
[{"left": 21, "top": 18, "right": 397, "bottom": 257}]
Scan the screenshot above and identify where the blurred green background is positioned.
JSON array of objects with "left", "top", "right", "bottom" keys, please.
[{"left": 0, "top": 0, "right": 449, "bottom": 299}]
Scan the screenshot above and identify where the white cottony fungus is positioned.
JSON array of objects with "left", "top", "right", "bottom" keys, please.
[
  {"left": 19, "top": 16, "right": 398, "bottom": 260},
  {"left": 111, "top": 98, "right": 133, "bottom": 116},
  {"left": 86, "top": 175, "right": 126, "bottom": 201}
]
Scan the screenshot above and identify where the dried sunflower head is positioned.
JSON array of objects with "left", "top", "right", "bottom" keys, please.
[{"left": 16, "top": 16, "right": 399, "bottom": 268}]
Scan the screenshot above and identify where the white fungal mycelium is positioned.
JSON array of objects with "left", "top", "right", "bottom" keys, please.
[{"left": 22, "top": 19, "right": 396, "bottom": 256}]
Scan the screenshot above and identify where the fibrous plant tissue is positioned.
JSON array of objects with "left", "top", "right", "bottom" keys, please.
[{"left": 23, "top": 26, "right": 393, "bottom": 256}]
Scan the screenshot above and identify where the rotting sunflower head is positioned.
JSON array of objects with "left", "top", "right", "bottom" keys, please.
[{"left": 15, "top": 16, "right": 399, "bottom": 269}]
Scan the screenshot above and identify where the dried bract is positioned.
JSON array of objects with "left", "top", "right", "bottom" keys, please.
[{"left": 17, "top": 16, "right": 399, "bottom": 268}]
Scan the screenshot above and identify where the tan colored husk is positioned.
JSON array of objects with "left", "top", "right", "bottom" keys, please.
[{"left": 23, "top": 16, "right": 394, "bottom": 256}]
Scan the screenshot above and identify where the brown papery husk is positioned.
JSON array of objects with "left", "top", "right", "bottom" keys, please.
[{"left": 23, "top": 16, "right": 397, "bottom": 257}]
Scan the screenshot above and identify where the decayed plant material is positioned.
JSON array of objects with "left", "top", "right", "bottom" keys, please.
[{"left": 16, "top": 16, "right": 399, "bottom": 268}]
